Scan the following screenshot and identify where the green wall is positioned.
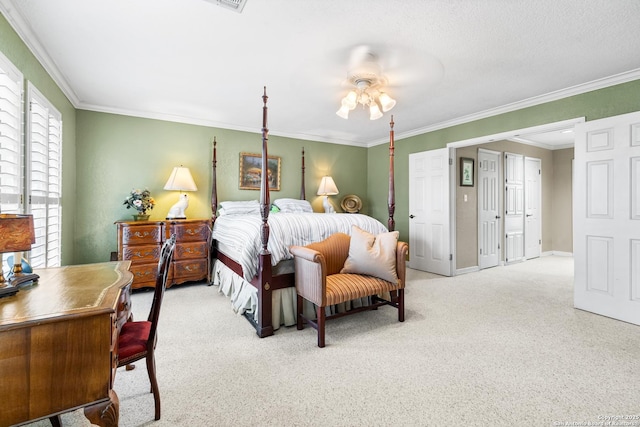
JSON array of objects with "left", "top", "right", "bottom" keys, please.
[
  {"left": 75, "top": 111, "right": 368, "bottom": 263},
  {"left": 0, "top": 13, "right": 76, "bottom": 265},
  {"left": 4, "top": 10, "right": 640, "bottom": 265},
  {"left": 368, "top": 80, "right": 640, "bottom": 244}
]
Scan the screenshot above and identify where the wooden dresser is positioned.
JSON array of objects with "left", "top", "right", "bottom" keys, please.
[
  {"left": 116, "top": 218, "right": 210, "bottom": 289},
  {"left": 0, "top": 261, "right": 133, "bottom": 427}
]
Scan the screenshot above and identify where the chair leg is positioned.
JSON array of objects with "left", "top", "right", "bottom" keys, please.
[
  {"left": 296, "top": 294, "right": 304, "bottom": 330},
  {"left": 317, "top": 305, "right": 326, "bottom": 348},
  {"left": 398, "top": 289, "right": 405, "bottom": 322},
  {"left": 146, "top": 351, "right": 161, "bottom": 420},
  {"left": 49, "top": 415, "right": 62, "bottom": 427}
]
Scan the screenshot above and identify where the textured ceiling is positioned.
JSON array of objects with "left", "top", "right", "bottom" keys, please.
[{"left": 2, "top": 0, "right": 640, "bottom": 147}]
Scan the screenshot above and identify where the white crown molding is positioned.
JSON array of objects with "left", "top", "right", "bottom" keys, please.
[
  {"left": 3, "top": 0, "right": 639, "bottom": 148},
  {"left": 367, "top": 68, "right": 640, "bottom": 147},
  {"left": 0, "top": 0, "right": 81, "bottom": 106},
  {"left": 507, "top": 136, "right": 574, "bottom": 151},
  {"left": 446, "top": 117, "right": 585, "bottom": 149}
]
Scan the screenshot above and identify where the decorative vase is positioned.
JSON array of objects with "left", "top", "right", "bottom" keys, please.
[{"left": 133, "top": 213, "right": 150, "bottom": 221}]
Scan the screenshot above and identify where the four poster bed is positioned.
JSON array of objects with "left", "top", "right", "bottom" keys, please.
[{"left": 209, "top": 87, "right": 398, "bottom": 338}]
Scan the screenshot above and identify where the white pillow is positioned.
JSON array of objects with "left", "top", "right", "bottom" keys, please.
[
  {"left": 273, "top": 198, "right": 313, "bottom": 213},
  {"left": 341, "top": 225, "right": 399, "bottom": 283},
  {"left": 218, "top": 200, "right": 260, "bottom": 216}
]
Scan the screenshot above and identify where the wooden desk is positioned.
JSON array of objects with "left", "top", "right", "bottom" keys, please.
[{"left": 0, "top": 261, "right": 133, "bottom": 427}]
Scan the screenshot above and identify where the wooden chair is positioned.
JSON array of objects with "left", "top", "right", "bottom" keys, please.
[
  {"left": 290, "top": 232, "right": 408, "bottom": 347},
  {"left": 116, "top": 233, "right": 176, "bottom": 420}
]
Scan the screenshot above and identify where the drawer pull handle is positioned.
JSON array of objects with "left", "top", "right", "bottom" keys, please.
[
  {"left": 133, "top": 231, "right": 150, "bottom": 238},
  {"left": 133, "top": 251, "right": 154, "bottom": 258}
]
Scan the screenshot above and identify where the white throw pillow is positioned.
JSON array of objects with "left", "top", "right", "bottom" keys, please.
[
  {"left": 341, "top": 225, "right": 399, "bottom": 283},
  {"left": 218, "top": 200, "right": 260, "bottom": 215},
  {"left": 273, "top": 198, "right": 313, "bottom": 213}
]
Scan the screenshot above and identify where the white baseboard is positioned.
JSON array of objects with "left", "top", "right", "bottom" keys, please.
[
  {"left": 455, "top": 266, "right": 480, "bottom": 276},
  {"left": 542, "top": 251, "right": 573, "bottom": 257}
]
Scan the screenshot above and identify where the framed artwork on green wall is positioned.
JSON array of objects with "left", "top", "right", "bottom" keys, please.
[
  {"left": 460, "top": 157, "right": 474, "bottom": 187},
  {"left": 239, "top": 152, "right": 281, "bottom": 191}
]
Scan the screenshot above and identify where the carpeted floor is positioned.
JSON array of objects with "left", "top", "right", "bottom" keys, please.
[{"left": 26, "top": 256, "right": 640, "bottom": 426}]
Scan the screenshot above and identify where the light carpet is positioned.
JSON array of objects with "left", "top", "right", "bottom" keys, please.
[{"left": 25, "top": 256, "right": 640, "bottom": 427}]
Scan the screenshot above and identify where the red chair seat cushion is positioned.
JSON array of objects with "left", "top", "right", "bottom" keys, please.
[{"left": 118, "top": 320, "right": 151, "bottom": 364}]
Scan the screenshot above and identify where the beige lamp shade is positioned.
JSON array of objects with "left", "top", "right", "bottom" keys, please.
[
  {"left": 317, "top": 176, "right": 339, "bottom": 213},
  {"left": 164, "top": 166, "right": 197, "bottom": 191},
  {"left": 316, "top": 176, "right": 339, "bottom": 196}
]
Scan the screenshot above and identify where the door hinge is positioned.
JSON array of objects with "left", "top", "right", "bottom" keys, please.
[
  {"left": 539, "top": 239, "right": 541, "bottom": 244},
  {"left": 480, "top": 248, "right": 482, "bottom": 254},
  {"left": 539, "top": 169, "right": 541, "bottom": 175},
  {"left": 449, "top": 158, "right": 453, "bottom": 166},
  {"left": 449, "top": 254, "right": 453, "bottom": 261}
]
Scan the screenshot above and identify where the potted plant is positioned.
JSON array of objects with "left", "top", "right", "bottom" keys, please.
[{"left": 123, "top": 188, "right": 155, "bottom": 221}]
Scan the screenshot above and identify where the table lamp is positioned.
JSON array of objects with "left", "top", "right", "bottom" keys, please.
[
  {"left": 317, "top": 176, "right": 339, "bottom": 213},
  {"left": 0, "top": 214, "right": 39, "bottom": 297},
  {"left": 164, "top": 166, "right": 198, "bottom": 219}
]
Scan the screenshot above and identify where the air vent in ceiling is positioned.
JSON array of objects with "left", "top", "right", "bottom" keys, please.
[{"left": 205, "top": 0, "right": 247, "bottom": 13}]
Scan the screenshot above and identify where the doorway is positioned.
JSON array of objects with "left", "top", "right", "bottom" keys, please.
[{"left": 449, "top": 118, "right": 582, "bottom": 275}]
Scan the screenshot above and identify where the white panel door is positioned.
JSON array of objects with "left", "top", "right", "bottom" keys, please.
[
  {"left": 574, "top": 111, "right": 640, "bottom": 325},
  {"left": 478, "top": 149, "right": 501, "bottom": 269},
  {"left": 409, "top": 148, "right": 452, "bottom": 276},
  {"left": 524, "top": 157, "right": 541, "bottom": 259},
  {"left": 504, "top": 153, "right": 524, "bottom": 264}
]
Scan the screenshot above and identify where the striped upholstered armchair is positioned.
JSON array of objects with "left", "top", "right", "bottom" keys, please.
[{"left": 290, "top": 230, "right": 408, "bottom": 347}]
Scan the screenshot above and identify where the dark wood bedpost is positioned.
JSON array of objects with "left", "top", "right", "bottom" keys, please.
[
  {"left": 211, "top": 137, "right": 218, "bottom": 223},
  {"left": 257, "top": 86, "right": 274, "bottom": 338},
  {"left": 207, "top": 136, "right": 218, "bottom": 285},
  {"left": 388, "top": 116, "right": 396, "bottom": 232},
  {"left": 300, "top": 147, "right": 306, "bottom": 200}
]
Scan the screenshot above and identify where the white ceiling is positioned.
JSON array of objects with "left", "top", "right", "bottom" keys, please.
[{"left": 2, "top": 0, "right": 640, "bottom": 148}]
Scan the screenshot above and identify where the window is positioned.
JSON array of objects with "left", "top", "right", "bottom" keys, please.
[
  {"left": 0, "top": 50, "right": 62, "bottom": 272},
  {"left": 26, "top": 83, "right": 62, "bottom": 268},
  {"left": 0, "top": 52, "right": 23, "bottom": 215},
  {"left": 0, "top": 52, "right": 24, "bottom": 277}
]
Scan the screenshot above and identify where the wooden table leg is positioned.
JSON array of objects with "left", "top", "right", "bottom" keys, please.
[{"left": 84, "top": 389, "right": 119, "bottom": 427}]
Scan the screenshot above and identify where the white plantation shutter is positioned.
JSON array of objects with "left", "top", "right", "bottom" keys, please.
[
  {"left": 0, "top": 53, "right": 23, "bottom": 214},
  {"left": 27, "top": 83, "right": 62, "bottom": 268},
  {"left": 0, "top": 53, "right": 24, "bottom": 276}
]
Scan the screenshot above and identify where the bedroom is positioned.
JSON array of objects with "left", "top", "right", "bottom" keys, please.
[
  {"left": 0, "top": 1, "right": 639, "bottom": 270},
  {"left": 1, "top": 1, "right": 640, "bottom": 425}
]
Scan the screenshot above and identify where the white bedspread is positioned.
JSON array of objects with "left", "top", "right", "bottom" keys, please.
[{"left": 212, "top": 212, "right": 388, "bottom": 280}]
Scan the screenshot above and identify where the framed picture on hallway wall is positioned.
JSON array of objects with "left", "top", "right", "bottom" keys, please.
[{"left": 460, "top": 157, "right": 474, "bottom": 187}]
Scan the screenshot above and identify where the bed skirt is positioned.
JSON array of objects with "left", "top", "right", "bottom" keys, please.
[{"left": 211, "top": 259, "right": 372, "bottom": 331}]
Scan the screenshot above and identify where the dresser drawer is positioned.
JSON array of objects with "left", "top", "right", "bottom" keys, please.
[
  {"left": 172, "top": 259, "right": 208, "bottom": 283},
  {"left": 122, "top": 244, "right": 161, "bottom": 263},
  {"left": 129, "top": 263, "right": 158, "bottom": 287},
  {"left": 170, "top": 221, "right": 210, "bottom": 242},
  {"left": 121, "top": 224, "right": 164, "bottom": 245},
  {"left": 174, "top": 242, "right": 207, "bottom": 260}
]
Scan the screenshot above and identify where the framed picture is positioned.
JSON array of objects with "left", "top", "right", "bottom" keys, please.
[
  {"left": 460, "top": 157, "right": 474, "bottom": 187},
  {"left": 239, "top": 152, "right": 281, "bottom": 191}
]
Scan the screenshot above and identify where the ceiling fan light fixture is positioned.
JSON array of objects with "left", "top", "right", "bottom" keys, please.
[
  {"left": 378, "top": 92, "right": 396, "bottom": 112},
  {"left": 337, "top": 56, "right": 396, "bottom": 120},
  {"left": 369, "top": 103, "right": 383, "bottom": 120},
  {"left": 336, "top": 103, "right": 350, "bottom": 119},
  {"left": 344, "top": 91, "right": 358, "bottom": 110}
]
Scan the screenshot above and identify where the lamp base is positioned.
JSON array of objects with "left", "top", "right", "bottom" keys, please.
[
  {"left": 322, "top": 196, "right": 336, "bottom": 213},
  {"left": 0, "top": 285, "right": 19, "bottom": 298}
]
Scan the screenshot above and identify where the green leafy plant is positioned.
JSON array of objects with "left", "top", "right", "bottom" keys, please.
[{"left": 123, "top": 188, "right": 155, "bottom": 214}]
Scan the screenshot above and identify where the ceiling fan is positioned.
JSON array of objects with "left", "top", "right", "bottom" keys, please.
[
  {"left": 336, "top": 44, "right": 445, "bottom": 120},
  {"left": 336, "top": 46, "right": 395, "bottom": 120}
]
